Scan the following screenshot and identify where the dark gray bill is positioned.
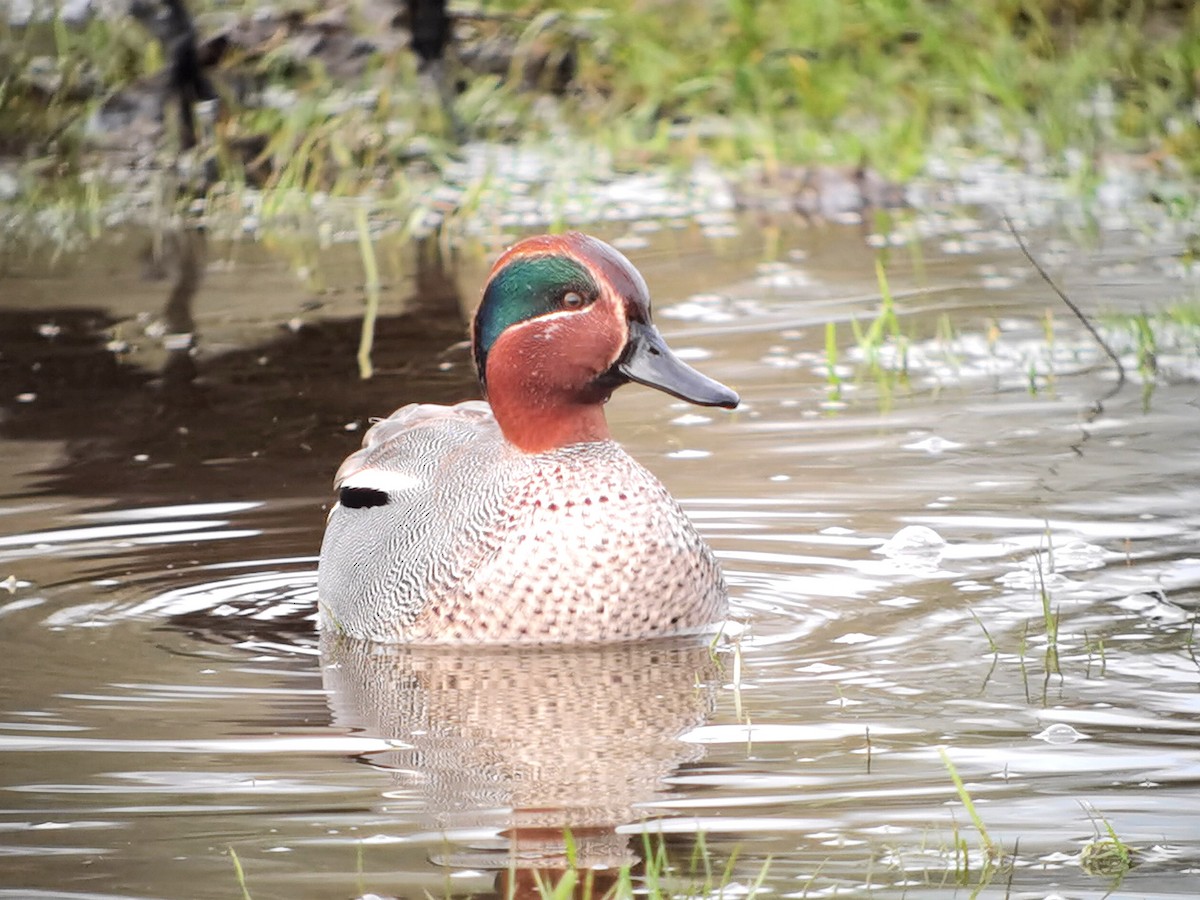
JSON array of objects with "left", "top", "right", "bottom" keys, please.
[{"left": 618, "top": 320, "right": 739, "bottom": 409}]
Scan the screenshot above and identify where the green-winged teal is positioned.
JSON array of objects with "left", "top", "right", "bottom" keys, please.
[{"left": 317, "top": 232, "right": 739, "bottom": 643}]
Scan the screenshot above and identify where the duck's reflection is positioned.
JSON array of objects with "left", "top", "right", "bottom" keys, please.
[{"left": 320, "top": 632, "right": 722, "bottom": 893}]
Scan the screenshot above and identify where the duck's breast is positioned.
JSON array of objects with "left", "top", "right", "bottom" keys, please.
[{"left": 411, "top": 441, "right": 728, "bottom": 643}]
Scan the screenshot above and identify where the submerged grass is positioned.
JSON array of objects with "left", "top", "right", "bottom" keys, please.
[
  {"left": 511, "top": 831, "right": 773, "bottom": 900},
  {"left": 1079, "top": 802, "right": 1135, "bottom": 881},
  {"left": 226, "top": 830, "right": 770, "bottom": 900}
]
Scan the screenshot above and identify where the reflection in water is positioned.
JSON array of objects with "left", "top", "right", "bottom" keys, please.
[
  {"left": 0, "top": 227, "right": 476, "bottom": 506},
  {"left": 321, "top": 633, "right": 722, "bottom": 893},
  {"left": 143, "top": 226, "right": 206, "bottom": 390}
]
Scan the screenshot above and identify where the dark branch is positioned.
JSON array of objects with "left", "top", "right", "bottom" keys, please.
[{"left": 1003, "top": 213, "right": 1126, "bottom": 390}]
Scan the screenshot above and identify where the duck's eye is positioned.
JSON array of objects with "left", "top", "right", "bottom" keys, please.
[{"left": 561, "top": 290, "right": 587, "bottom": 310}]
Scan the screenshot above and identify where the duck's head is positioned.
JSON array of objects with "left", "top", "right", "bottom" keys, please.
[{"left": 472, "top": 232, "right": 739, "bottom": 453}]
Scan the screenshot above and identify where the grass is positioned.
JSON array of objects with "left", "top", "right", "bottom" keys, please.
[
  {"left": 0, "top": 13, "right": 146, "bottom": 155},
  {"left": 525, "top": 833, "right": 773, "bottom": 900},
  {"left": 973, "top": 531, "right": 1066, "bottom": 699},
  {"left": 815, "top": 217, "right": 1181, "bottom": 412},
  {"left": 863, "top": 756, "right": 1011, "bottom": 894},
  {"left": 822, "top": 320, "right": 843, "bottom": 402},
  {"left": 821, "top": 252, "right": 911, "bottom": 405},
  {"left": 967, "top": 607, "right": 999, "bottom": 654},
  {"left": 1084, "top": 631, "right": 1108, "bottom": 678},
  {"left": 1079, "top": 802, "right": 1135, "bottom": 880},
  {"left": 549, "top": 0, "right": 1200, "bottom": 176},
  {"left": 1034, "top": 537, "right": 1062, "bottom": 680},
  {"left": 354, "top": 202, "right": 383, "bottom": 379},
  {"left": 2, "top": 0, "right": 1199, "bottom": 244},
  {"left": 852, "top": 256, "right": 906, "bottom": 373},
  {"left": 228, "top": 846, "right": 253, "bottom": 900},
  {"left": 1106, "top": 299, "right": 1200, "bottom": 375},
  {"left": 227, "top": 830, "right": 771, "bottom": 900},
  {"left": 939, "top": 748, "right": 1000, "bottom": 863}
]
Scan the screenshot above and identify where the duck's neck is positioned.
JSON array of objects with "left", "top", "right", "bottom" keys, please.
[
  {"left": 488, "top": 391, "right": 613, "bottom": 454},
  {"left": 480, "top": 309, "right": 623, "bottom": 454}
]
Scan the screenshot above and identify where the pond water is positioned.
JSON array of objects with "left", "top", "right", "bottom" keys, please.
[{"left": 1, "top": 203, "right": 1198, "bottom": 899}]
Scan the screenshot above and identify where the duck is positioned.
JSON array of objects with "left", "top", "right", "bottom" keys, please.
[{"left": 317, "top": 232, "right": 739, "bottom": 644}]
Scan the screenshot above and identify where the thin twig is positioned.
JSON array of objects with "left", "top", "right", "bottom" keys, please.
[{"left": 1003, "top": 213, "right": 1126, "bottom": 388}]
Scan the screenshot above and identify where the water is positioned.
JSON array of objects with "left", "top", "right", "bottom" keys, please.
[{"left": 1, "top": 212, "right": 1198, "bottom": 899}]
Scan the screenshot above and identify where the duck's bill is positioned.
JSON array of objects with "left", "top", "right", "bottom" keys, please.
[{"left": 618, "top": 321, "right": 740, "bottom": 409}]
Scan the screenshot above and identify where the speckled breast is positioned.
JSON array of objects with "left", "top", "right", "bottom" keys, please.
[{"left": 404, "top": 441, "right": 728, "bottom": 643}]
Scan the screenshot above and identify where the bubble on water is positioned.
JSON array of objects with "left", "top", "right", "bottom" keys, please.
[
  {"left": 796, "top": 662, "right": 840, "bottom": 674},
  {"left": 875, "top": 525, "right": 947, "bottom": 559},
  {"left": 997, "top": 568, "right": 1078, "bottom": 593},
  {"left": 1115, "top": 590, "right": 1192, "bottom": 626},
  {"left": 1021, "top": 540, "right": 1108, "bottom": 574},
  {"left": 902, "top": 435, "right": 965, "bottom": 455},
  {"left": 1033, "top": 723, "right": 1087, "bottom": 744}
]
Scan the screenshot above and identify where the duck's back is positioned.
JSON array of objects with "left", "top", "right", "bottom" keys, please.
[{"left": 317, "top": 401, "right": 727, "bottom": 643}]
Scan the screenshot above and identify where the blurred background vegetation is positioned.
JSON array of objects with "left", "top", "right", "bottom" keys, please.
[{"left": 0, "top": 0, "right": 1197, "bottom": 231}]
